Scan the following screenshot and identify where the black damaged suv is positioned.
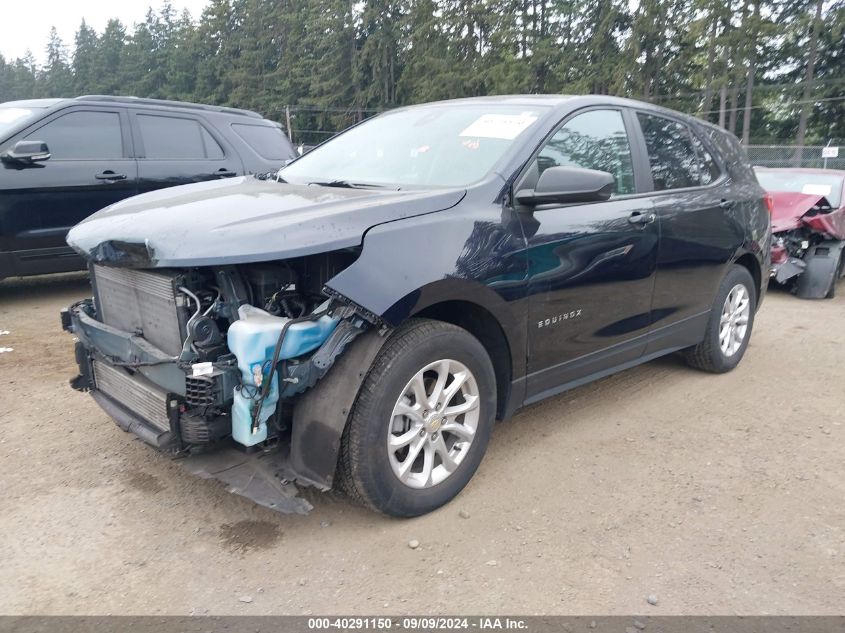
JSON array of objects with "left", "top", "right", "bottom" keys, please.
[
  {"left": 0, "top": 95, "right": 295, "bottom": 279},
  {"left": 63, "top": 95, "right": 770, "bottom": 517}
]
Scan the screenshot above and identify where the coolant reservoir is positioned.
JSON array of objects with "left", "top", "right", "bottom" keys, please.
[{"left": 227, "top": 304, "right": 339, "bottom": 447}]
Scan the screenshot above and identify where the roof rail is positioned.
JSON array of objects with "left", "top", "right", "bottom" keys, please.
[{"left": 73, "top": 95, "right": 263, "bottom": 119}]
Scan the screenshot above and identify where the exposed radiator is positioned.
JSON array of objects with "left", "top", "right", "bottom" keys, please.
[
  {"left": 93, "top": 265, "right": 186, "bottom": 355},
  {"left": 93, "top": 361, "right": 171, "bottom": 433}
]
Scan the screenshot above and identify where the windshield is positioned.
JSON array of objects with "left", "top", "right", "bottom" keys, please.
[
  {"left": 0, "top": 106, "right": 47, "bottom": 140},
  {"left": 280, "top": 104, "right": 549, "bottom": 188},
  {"left": 756, "top": 170, "right": 844, "bottom": 208}
]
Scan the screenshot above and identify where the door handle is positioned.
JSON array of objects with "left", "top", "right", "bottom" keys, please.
[
  {"left": 95, "top": 171, "right": 127, "bottom": 181},
  {"left": 719, "top": 199, "right": 735, "bottom": 210},
  {"left": 628, "top": 211, "right": 656, "bottom": 225},
  {"left": 215, "top": 169, "right": 238, "bottom": 178}
]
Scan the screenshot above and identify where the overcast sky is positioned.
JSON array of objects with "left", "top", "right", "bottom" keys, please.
[{"left": 0, "top": 0, "right": 211, "bottom": 65}]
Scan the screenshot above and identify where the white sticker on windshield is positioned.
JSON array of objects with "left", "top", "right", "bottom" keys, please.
[
  {"left": 459, "top": 114, "right": 538, "bottom": 140},
  {"left": 802, "top": 184, "right": 832, "bottom": 196}
]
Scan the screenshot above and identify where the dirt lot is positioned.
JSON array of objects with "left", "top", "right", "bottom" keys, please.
[{"left": 0, "top": 273, "right": 843, "bottom": 616}]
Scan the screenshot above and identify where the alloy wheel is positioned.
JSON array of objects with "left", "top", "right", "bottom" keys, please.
[
  {"left": 387, "top": 359, "right": 480, "bottom": 489},
  {"left": 719, "top": 283, "right": 750, "bottom": 357}
]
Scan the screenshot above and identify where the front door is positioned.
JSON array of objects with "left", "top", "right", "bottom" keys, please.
[
  {"left": 517, "top": 108, "right": 660, "bottom": 402},
  {"left": 0, "top": 107, "right": 137, "bottom": 274}
]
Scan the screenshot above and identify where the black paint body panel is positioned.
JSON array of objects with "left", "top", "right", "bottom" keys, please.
[{"left": 325, "top": 97, "right": 768, "bottom": 414}]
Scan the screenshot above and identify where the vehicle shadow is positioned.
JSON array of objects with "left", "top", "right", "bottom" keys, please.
[
  {"left": 0, "top": 272, "right": 91, "bottom": 304},
  {"left": 765, "top": 280, "right": 796, "bottom": 298}
]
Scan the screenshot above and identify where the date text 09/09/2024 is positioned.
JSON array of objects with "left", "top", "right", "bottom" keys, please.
[{"left": 307, "top": 617, "right": 529, "bottom": 630}]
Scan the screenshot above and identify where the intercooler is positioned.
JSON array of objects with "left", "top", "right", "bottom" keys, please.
[
  {"left": 92, "top": 361, "right": 172, "bottom": 433},
  {"left": 92, "top": 265, "right": 188, "bottom": 356}
]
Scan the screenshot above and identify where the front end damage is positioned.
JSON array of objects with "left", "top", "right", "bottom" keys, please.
[
  {"left": 769, "top": 192, "right": 845, "bottom": 298},
  {"left": 63, "top": 254, "right": 382, "bottom": 513}
]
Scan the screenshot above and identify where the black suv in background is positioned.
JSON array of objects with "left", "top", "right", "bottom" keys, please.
[{"left": 0, "top": 96, "right": 296, "bottom": 279}]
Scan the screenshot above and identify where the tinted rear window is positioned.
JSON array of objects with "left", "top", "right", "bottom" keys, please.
[
  {"left": 232, "top": 123, "right": 293, "bottom": 161},
  {"left": 637, "top": 113, "right": 701, "bottom": 190},
  {"left": 137, "top": 114, "right": 224, "bottom": 159}
]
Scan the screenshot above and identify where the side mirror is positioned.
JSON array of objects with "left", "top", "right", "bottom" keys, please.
[
  {"left": 516, "top": 166, "right": 615, "bottom": 207},
  {"left": 0, "top": 140, "right": 51, "bottom": 164}
]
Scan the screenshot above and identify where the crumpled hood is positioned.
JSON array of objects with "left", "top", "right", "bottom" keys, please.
[
  {"left": 67, "top": 176, "right": 466, "bottom": 267},
  {"left": 769, "top": 191, "right": 826, "bottom": 233}
]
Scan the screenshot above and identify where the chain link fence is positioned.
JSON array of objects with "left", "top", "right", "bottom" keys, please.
[{"left": 747, "top": 144, "right": 845, "bottom": 170}]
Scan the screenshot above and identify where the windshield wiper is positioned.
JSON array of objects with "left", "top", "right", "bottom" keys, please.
[{"left": 307, "top": 179, "right": 385, "bottom": 189}]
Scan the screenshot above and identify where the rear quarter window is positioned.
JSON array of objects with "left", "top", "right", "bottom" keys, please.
[
  {"left": 689, "top": 131, "right": 721, "bottom": 185},
  {"left": 703, "top": 126, "right": 755, "bottom": 182},
  {"left": 232, "top": 123, "right": 294, "bottom": 161}
]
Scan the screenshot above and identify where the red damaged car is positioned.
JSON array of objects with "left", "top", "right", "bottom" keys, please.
[{"left": 755, "top": 167, "right": 845, "bottom": 299}]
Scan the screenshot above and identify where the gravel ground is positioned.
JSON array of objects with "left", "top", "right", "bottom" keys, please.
[{"left": 0, "top": 273, "right": 843, "bottom": 615}]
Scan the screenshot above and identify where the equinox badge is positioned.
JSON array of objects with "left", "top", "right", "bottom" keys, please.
[{"left": 538, "top": 309, "right": 583, "bottom": 328}]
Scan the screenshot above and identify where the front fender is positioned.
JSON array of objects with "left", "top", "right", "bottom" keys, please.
[{"left": 325, "top": 205, "right": 529, "bottom": 376}]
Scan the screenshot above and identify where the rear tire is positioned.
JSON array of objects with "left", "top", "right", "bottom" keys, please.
[
  {"left": 338, "top": 319, "right": 496, "bottom": 517},
  {"left": 683, "top": 265, "right": 757, "bottom": 374}
]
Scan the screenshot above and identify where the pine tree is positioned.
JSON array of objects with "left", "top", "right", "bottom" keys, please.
[
  {"left": 0, "top": 55, "right": 12, "bottom": 102},
  {"left": 11, "top": 52, "right": 38, "bottom": 99},
  {"left": 0, "top": 0, "right": 840, "bottom": 147},
  {"left": 99, "top": 19, "right": 128, "bottom": 95},
  {"left": 40, "top": 27, "right": 74, "bottom": 97},
  {"left": 397, "top": 0, "right": 464, "bottom": 102},
  {"left": 191, "top": 0, "right": 236, "bottom": 105},
  {"left": 73, "top": 20, "right": 99, "bottom": 94},
  {"left": 358, "top": 0, "right": 404, "bottom": 107}
]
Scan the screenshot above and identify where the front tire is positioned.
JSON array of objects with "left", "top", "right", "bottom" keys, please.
[
  {"left": 338, "top": 319, "right": 496, "bottom": 517},
  {"left": 683, "top": 265, "right": 757, "bottom": 373}
]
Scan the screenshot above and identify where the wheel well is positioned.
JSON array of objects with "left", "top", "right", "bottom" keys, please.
[
  {"left": 415, "top": 301, "right": 512, "bottom": 419},
  {"left": 735, "top": 253, "right": 762, "bottom": 302}
]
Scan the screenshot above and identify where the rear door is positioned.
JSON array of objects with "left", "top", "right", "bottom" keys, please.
[
  {"left": 129, "top": 110, "right": 244, "bottom": 195},
  {"left": 631, "top": 111, "right": 739, "bottom": 354},
  {"left": 518, "top": 107, "right": 660, "bottom": 401},
  {"left": 0, "top": 106, "right": 137, "bottom": 273}
]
